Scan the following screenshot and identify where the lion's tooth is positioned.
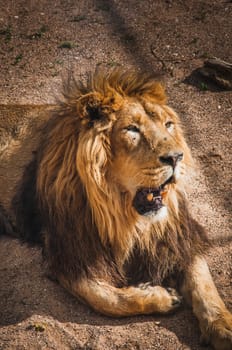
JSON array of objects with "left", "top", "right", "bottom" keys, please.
[
  {"left": 146, "top": 193, "right": 153, "bottom": 202},
  {"left": 161, "top": 189, "right": 168, "bottom": 200}
]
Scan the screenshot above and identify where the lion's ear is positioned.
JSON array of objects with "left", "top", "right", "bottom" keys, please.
[{"left": 76, "top": 92, "right": 104, "bottom": 121}]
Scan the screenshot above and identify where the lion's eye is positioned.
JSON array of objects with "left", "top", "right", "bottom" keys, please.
[
  {"left": 125, "top": 125, "right": 140, "bottom": 132},
  {"left": 165, "top": 121, "right": 173, "bottom": 129}
]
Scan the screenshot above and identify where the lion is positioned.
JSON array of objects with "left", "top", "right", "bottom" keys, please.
[{"left": 14, "top": 69, "right": 232, "bottom": 350}]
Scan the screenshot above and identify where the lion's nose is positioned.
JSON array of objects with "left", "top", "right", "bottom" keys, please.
[{"left": 159, "top": 152, "right": 183, "bottom": 168}]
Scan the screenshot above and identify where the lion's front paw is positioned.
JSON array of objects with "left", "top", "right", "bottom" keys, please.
[
  {"left": 201, "top": 311, "right": 232, "bottom": 350},
  {"left": 138, "top": 284, "right": 182, "bottom": 314},
  {"left": 164, "top": 287, "right": 183, "bottom": 312}
]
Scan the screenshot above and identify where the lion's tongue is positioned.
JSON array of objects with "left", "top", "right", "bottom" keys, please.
[{"left": 132, "top": 188, "right": 163, "bottom": 215}]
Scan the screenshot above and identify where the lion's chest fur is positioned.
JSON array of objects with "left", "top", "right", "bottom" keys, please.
[
  {"left": 124, "top": 248, "right": 179, "bottom": 286},
  {"left": 122, "top": 233, "right": 184, "bottom": 287},
  {"left": 118, "top": 208, "right": 209, "bottom": 287}
]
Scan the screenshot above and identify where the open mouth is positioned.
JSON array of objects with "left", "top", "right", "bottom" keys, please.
[{"left": 132, "top": 175, "right": 174, "bottom": 215}]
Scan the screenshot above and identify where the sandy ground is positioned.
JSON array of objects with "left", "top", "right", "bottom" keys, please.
[{"left": 0, "top": 0, "right": 231, "bottom": 349}]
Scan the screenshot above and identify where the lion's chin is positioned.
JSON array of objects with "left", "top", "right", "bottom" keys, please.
[{"left": 144, "top": 206, "right": 168, "bottom": 222}]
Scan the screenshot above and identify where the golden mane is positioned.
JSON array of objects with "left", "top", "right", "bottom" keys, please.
[{"left": 62, "top": 69, "right": 166, "bottom": 108}]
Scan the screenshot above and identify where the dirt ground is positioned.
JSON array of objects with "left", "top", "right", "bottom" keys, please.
[{"left": 0, "top": 0, "right": 232, "bottom": 349}]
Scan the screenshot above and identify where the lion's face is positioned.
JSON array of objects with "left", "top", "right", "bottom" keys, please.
[{"left": 108, "top": 97, "right": 191, "bottom": 219}]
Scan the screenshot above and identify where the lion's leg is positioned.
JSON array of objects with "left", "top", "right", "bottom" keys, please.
[
  {"left": 59, "top": 277, "right": 182, "bottom": 317},
  {"left": 181, "top": 255, "right": 232, "bottom": 350}
]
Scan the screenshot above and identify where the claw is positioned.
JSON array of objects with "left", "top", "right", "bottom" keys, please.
[
  {"left": 172, "top": 297, "right": 182, "bottom": 306},
  {"left": 138, "top": 282, "right": 153, "bottom": 290}
]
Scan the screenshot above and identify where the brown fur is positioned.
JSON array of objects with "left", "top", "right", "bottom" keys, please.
[
  {"left": 15, "top": 69, "right": 232, "bottom": 349},
  {"left": 0, "top": 203, "right": 14, "bottom": 236}
]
